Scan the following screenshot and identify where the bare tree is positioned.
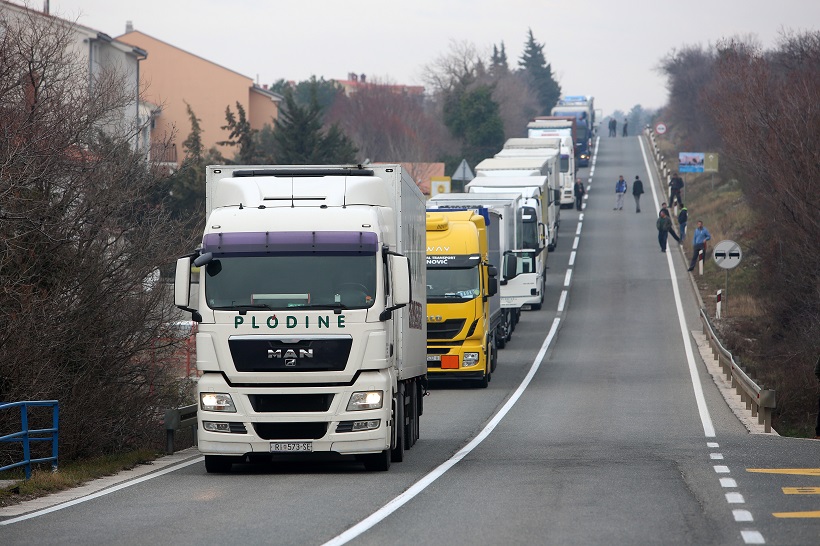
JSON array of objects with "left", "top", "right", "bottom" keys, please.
[{"left": 0, "top": 8, "right": 196, "bottom": 461}]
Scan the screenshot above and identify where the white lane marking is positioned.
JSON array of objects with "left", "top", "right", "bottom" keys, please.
[
  {"left": 575, "top": 223, "right": 582, "bottom": 235},
  {"left": 711, "top": 453, "right": 724, "bottom": 460},
  {"left": 321, "top": 318, "right": 563, "bottom": 546},
  {"left": 707, "top": 442, "right": 719, "bottom": 448},
  {"left": 558, "top": 290, "right": 567, "bottom": 312},
  {"left": 720, "top": 478, "right": 738, "bottom": 488},
  {"left": 639, "top": 137, "right": 716, "bottom": 438},
  {"left": 714, "top": 465, "right": 731, "bottom": 473},
  {"left": 733, "top": 509, "right": 754, "bottom": 522},
  {"left": 564, "top": 270, "right": 572, "bottom": 288},
  {"left": 578, "top": 213, "right": 584, "bottom": 222},
  {"left": 573, "top": 237, "right": 579, "bottom": 250},
  {"left": 569, "top": 251, "right": 576, "bottom": 267},
  {"left": 726, "top": 492, "right": 745, "bottom": 504},
  {"left": 741, "top": 530, "right": 765, "bottom": 544},
  {"left": 0, "top": 457, "right": 204, "bottom": 525}
]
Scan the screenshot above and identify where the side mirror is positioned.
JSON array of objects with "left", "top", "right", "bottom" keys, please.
[
  {"left": 554, "top": 189, "right": 561, "bottom": 204},
  {"left": 175, "top": 256, "right": 202, "bottom": 322},
  {"left": 503, "top": 253, "right": 518, "bottom": 280},
  {"left": 488, "top": 277, "right": 498, "bottom": 297},
  {"left": 389, "top": 255, "right": 410, "bottom": 306}
]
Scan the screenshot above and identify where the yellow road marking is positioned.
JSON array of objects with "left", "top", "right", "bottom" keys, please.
[
  {"left": 747, "top": 468, "right": 820, "bottom": 476},
  {"left": 782, "top": 487, "right": 820, "bottom": 495},
  {"left": 772, "top": 511, "right": 820, "bottom": 518}
]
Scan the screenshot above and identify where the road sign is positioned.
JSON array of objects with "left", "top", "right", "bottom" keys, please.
[
  {"left": 704, "top": 153, "right": 719, "bottom": 172},
  {"left": 430, "top": 177, "right": 451, "bottom": 197},
  {"left": 679, "top": 152, "right": 704, "bottom": 173},
  {"left": 713, "top": 240, "right": 742, "bottom": 269},
  {"left": 451, "top": 159, "right": 474, "bottom": 181},
  {"left": 655, "top": 123, "right": 667, "bottom": 134}
]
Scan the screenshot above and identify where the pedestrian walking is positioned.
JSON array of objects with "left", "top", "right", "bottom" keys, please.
[
  {"left": 614, "top": 175, "right": 627, "bottom": 210},
  {"left": 610, "top": 118, "right": 617, "bottom": 137},
  {"left": 632, "top": 175, "right": 644, "bottom": 213},
  {"left": 622, "top": 119, "right": 628, "bottom": 137},
  {"left": 688, "top": 220, "right": 711, "bottom": 271},
  {"left": 669, "top": 172, "right": 684, "bottom": 207},
  {"left": 678, "top": 205, "right": 688, "bottom": 241},
  {"left": 657, "top": 210, "right": 673, "bottom": 252},
  {"left": 573, "top": 178, "right": 586, "bottom": 211}
]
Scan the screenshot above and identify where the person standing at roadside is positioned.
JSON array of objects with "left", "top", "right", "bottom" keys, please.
[
  {"left": 614, "top": 175, "right": 627, "bottom": 210},
  {"left": 632, "top": 175, "right": 644, "bottom": 213},
  {"left": 669, "top": 172, "right": 684, "bottom": 207},
  {"left": 574, "top": 178, "right": 586, "bottom": 211},
  {"left": 678, "top": 205, "right": 689, "bottom": 241},
  {"left": 622, "top": 118, "right": 628, "bottom": 137},
  {"left": 657, "top": 210, "right": 672, "bottom": 252},
  {"left": 688, "top": 220, "right": 711, "bottom": 271}
]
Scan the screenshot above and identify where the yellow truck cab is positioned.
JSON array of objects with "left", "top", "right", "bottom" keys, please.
[{"left": 425, "top": 209, "right": 498, "bottom": 388}]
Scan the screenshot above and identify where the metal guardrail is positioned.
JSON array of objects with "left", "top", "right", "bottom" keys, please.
[
  {"left": 164, "top": 403, "right": 197, "bottom": 454},
  {"left": 699, "top": 309, "right": 776, "bottom": 432},
  {"left": 0, "top": 400, "right": 59, "bottom": 479}
]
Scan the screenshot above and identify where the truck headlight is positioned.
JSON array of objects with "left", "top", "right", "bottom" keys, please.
[
  {"left": 347, "top": 391, "right": 383, "bottom": 411},
  {"left": 200, "top": 392, "right": 236, "bottom": 412},
  {"left": 463, "top": 352, "right": 480, "bottom": 367}
]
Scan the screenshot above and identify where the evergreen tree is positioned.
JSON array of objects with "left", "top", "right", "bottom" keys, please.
[
  {"left": 490, "top": 42, "right": 509, "bottom": 77},
  {"left": 167, "top": 102, "right": 206, "bottom": 216},
  {"left": 270, "top": 76, "right": 344, "bottom": 117},
  {"left": 218, "top": 101, "right": 258, "bottom": 163},
  {"left": 518, "top": 29, "right": 561, "bottom": 115},
  {"left": 274, "top": 86, "right": 358, "bottom": 164},
  {"left": 443, "top": 84, "right": 505, "bottom": 167}
]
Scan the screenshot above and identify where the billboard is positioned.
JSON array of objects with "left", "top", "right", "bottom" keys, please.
[{"left": 678, "top": 152, "right": 704, "bottom": 173}]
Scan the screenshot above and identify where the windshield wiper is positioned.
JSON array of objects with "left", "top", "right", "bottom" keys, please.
[
  {"left": 212, "top": 303, "right": 273, "bottom": 315},
  {"left": 288, "top": 302, "right": 351, "bottom": 314}
]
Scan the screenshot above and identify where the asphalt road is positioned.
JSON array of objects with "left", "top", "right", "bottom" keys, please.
[{"left": 1, "top": 133, "right": 817, "bottom": 545}]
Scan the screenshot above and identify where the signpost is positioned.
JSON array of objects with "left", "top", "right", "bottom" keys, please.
[
  {"left": 655, "top": 122, "right": 667, "bottom": 135},
  {"left": 713, "top": 240, "right": 743, "bottom": 317},
  {"left": 451, "top": 159, "right": 474, "bottom": 193}
]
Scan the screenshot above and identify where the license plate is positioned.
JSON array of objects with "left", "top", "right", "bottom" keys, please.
[
  {"left": 426, "top": 355, "right": 441, "bottom": 362},
  {"left": 270, "top": 442, "right": 313, "bottom": 453}
]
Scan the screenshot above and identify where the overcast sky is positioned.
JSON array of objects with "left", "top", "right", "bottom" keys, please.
[{"left": 28, "top": 0, "right": 820, "bottom": 114}]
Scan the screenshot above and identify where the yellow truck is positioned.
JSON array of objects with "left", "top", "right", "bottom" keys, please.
[{"left": 425, "top": 209, "right": 499, "bottom": 388}]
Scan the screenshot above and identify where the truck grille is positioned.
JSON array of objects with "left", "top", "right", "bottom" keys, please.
[
  {"left": 426, "top": 319, "right": 466, "bottom": 340},
  {"left": 253, "top": 422, "right": 328, "bottom": 440},
  {"left": 248, "top": 394, "right": 333, "bottom": 413},
  {"left": 229, "top": 338, "right": 352, "bottom": 372}
]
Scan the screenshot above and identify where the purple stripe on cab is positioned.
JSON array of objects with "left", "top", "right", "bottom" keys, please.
[{"left": 202, "top": 231, "right": 379, "bottom": 254}]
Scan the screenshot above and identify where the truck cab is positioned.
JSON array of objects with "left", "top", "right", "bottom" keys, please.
[{"left": 425, "top": 209, "right": 498, "bottom": 388}]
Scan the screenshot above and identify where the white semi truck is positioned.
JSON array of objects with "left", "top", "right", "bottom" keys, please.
[
  {"left": 499, "top": 137, "right": 576, "bottom": 209},
  {"left": 174, "top": 165, "right": 427, "bottom": 472},
  {"left": 465, "top": 174, "right": 554, "bottom": 310},
  {"left": 427, "top": 193, "right": 520, "bottom": 347}
]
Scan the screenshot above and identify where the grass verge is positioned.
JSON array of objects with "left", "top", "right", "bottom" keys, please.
[{"left": 0, "top": 448, "right": 162, "bottom": 508}]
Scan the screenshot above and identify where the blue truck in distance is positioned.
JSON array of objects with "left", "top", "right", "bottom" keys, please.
[{"left": 551, "top": 96, "right": 595, "bottom": 167}]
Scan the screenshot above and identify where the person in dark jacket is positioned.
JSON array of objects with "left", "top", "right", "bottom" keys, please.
[
  {"left": 573, "top": 178, "right": 586, "bottom": 211},
  {"left": 632, "top": 175, "right": 644, "bottom": 213},
  {"left": 678, "top": 205, "right": 689, "bottom": 241},
  {"left": 656, "top": 210, "right": 678, "bottom": 252},
  {"left": 669, "top": 172, "right": 684, "bottom": 206}
]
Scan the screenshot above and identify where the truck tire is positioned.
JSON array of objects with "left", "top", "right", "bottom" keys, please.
[
  {"left": 476, "top": 372, "right": 489, "bottom": 389},
  {"left": 497, "top": 328, "right": 506, "bottom": 349},
  {"left": 361, "top": 449, "right": 391, "bottom": 471},
  {"left": 204, "top": 455, "right": 234, "bottom": 474},
  {"left": 404, "top": 384, "right": 417, "bottom": 449},
  {"left": 391, "top": 392, "right": 405, "bottom": 462}
]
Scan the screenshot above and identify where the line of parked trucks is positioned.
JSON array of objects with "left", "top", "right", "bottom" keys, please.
[{"left": 173, "top": 96, "right": 597, "bottom": 473}]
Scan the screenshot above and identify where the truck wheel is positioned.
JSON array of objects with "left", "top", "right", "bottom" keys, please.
[
  {"left": 391, "top": 392, "right": 405, "bottom": 462},
  {"left": 476, "top": 372, "right": 489, "bottom": 389},
  {"left": 204, "top": 455, "right": 234, "bottom": 474},
  {"left": 361, "top": 449, "right": 391, "bottom": 471},
  {"left": 497, "top": 329, "right": 506, "bottom": 349},
  {"left": 404, "top": 385, "right": 417, "bottom": 449}
]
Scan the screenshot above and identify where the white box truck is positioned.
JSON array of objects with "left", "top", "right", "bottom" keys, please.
[
  {"left": 500, "top": 137, "right": 576, "bottom": 209},
  {"left": 427, "top": 193, "right": 520, "bottom": 347},
  {"left": 465, "top": 175, "right": 553, "bottom": 310},
  {"left": 474, "top": 155, "right": 561, "bottom": 253},
  {"left": 174, "top": 165, "right": 427, "bottom": 472}
]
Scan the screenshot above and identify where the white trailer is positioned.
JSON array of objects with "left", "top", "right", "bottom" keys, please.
[
  {"left": 175, "top": 164, "right": 427, "bottom": 472},
  {"left": 501, "top": 137, "right": 576, "bottom": 209},
  {"left": 465, "top": 176, "right": 552, "bottom": 310},
  {"left": 475, "top": 154, "right": 561, "bottom": 253},
  {"left": 427, "top": 192, "right": 522, "bottom": 345}
]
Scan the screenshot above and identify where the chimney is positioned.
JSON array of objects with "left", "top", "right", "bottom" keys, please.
[
  {"left": 126, "top": 20, "right": 134, "bottom": 33},
  {"left": 350, "top": 73, "right": 357, "bottom": 82},
  {"left": 360, "top": 73, "right": 366, "bottom": 83},
  {"left": 263, "top": 84, "right": 268, "bottom": 90}
]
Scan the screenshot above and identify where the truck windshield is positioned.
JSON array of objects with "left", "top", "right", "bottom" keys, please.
[
  {"left": 204, "top": 254, "right": 377, "bottom": 310},
  {"left": 426, "top": 266, "right": 480, "bottom": 302}
]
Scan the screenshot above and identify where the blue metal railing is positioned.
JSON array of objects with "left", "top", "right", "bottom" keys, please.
[{"left": 0, "top": 400, "right": 59, "bottom": 479}]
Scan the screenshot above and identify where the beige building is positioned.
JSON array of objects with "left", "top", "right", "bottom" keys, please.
[{"left": 118, "top": 26, "right": 281, "bottom": 165}]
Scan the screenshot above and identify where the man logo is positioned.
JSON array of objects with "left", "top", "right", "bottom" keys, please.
[{"left": 268, "top": 348, "right": 314, "bottom": 366}]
